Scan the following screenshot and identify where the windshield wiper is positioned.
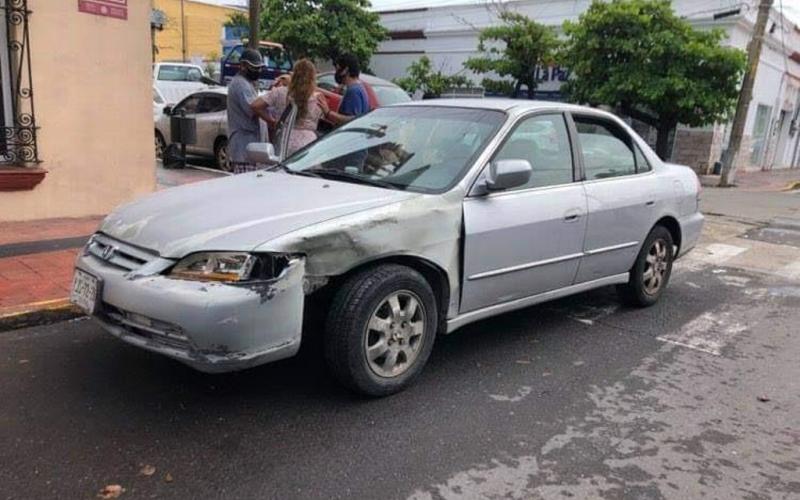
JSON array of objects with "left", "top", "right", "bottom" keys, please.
[
  {"left": 308, "top": 168, "right": 402, "bottom": 190},
  {"left": 268, "top": 163, "right": 321, "bottom": 178},
  {"left": 335, "top": 126, "right": 387, "bottom": 138}
]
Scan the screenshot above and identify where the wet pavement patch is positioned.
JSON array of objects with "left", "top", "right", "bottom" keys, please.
[{"left": 742, "top": 218, "right": 800, "bottom": 248}]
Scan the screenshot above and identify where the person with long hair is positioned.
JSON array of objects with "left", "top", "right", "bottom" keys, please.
[{"left": 262, "top": 59, "right": 326, "bottom": 156}]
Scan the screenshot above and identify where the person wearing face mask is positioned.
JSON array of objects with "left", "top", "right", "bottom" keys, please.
[
  {"left": 322, "top": 53, "right": 370, "bottom": 125},
  {"left": 226, "top": 48, "right": 273, "bottom": 173}
]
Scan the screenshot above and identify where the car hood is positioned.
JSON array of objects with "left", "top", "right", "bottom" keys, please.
[{"left": 100, "top": 171, "right": 418, "bottom": 258}]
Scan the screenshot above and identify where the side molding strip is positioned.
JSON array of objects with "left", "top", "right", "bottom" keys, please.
[{"left": 447, "top": 273, "right": 631, "bottom": 333}]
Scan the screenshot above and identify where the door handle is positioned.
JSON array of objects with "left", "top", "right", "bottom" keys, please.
[
  {"left": 645, "top": 200, "right": 655, "bottom": 206},
  {"left": 563, "top": 210, "right": 582, "bottom": 222}
]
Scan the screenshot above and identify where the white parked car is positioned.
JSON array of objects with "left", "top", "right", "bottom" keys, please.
[{"left": 153, "top": 62, "right": 213, "bottom": 104}]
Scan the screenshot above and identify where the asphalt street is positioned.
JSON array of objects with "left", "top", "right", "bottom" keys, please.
[{"left": 2, "top": 202, "right": 800, "bottom": 499}]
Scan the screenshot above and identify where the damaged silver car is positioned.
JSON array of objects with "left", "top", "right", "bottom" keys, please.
[{"left": 71, "top": 100, "right": 704, "bottom": 396}]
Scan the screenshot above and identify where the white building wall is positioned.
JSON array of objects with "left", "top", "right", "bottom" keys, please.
[{"left": 374, "top": 0, "right": 800, "bottom": 170}]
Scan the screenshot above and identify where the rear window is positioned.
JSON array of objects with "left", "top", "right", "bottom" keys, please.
[
  {"left": 372, "top": 85, "right": 412, "bottom": 106},
  {"left": 158, "top": 65, "right": 203, "bottom": 82},
  {"left": 260, "top": 46, "right": 291, "bottom": 71}
]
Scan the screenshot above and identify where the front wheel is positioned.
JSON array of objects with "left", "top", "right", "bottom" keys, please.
[
  {"left": 617, "top": 225, "right": 674, "bottom": 307},
  {"left": 324, "top": 264, "right": 438, "bottom": 397}
]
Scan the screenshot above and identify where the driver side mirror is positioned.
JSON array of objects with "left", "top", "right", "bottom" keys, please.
[
  {"left": 163, "top": 105, "right": 172, "bottom": 115},
  {"left": 484, "top": 159, "right": 532, "bottom": 192},
  {"left": 246, "top": 142, "right": 279, "bottom": 165}
]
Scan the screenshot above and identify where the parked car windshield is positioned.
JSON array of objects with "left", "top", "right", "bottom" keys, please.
[{"left": 283, "top": 106, "right": 505, "bottom": 193}]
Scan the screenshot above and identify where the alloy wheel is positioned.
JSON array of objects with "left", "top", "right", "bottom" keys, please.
[
  {"left": 216, "top": 142, "right": 230, "bottom": 171},
  {"left": 364, "top": 290, "right": 426, "bottom": 378},
  {"left": 643, "top": 238, "right": 669, "bottom": 295}
]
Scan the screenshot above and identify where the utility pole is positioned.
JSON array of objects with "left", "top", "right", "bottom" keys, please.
[
  {"left": 719, "top": 0, "right": 773, "bottom": 187},
  {"left": 248, "top": 0, "right": 260, "bottom": 49},
  {"left": 180, "top": 0, "right": 187, "bottom": 62}
]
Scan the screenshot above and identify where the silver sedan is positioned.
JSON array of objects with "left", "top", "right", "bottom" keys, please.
[
  {"left": 73, "top": 99, "right": 703, "bottom": 396},
  {"left": 154, "top": 87, "right": 231, "bottom": 170}
]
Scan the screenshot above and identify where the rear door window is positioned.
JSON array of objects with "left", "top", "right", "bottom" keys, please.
[
  {"left": 198, "top": 94, "right": 226, "bottom": 114},
  {"left": 173, "top": 95, "right": 200, "bottom": 115},
  {"left": 573, "top": 116, "right": 637, "bottom": 180}
]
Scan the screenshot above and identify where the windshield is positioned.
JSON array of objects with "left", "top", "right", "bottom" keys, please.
[{"left": 283, "top": 106, "right": 505, "bottom": 193}]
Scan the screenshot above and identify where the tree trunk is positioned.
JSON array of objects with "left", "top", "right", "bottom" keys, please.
[
  {"left": 655, "top": 122, "right": 675, "bottom": 161},
  {"left": 513, "top": 80, "right": 522, "bottom": 98},
  {"left": 719, "top": 0, "right": 773, "bottom": 187},
  {"left": 248, "top": 0, "right": 260, "bottom": 49},
  {"left": 527, "top": 81, "right": 535, "bottom": 100}
]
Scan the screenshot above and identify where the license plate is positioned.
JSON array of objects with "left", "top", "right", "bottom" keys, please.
[{"left": 70, "top": 269, "right": 100, "bottom": 314}]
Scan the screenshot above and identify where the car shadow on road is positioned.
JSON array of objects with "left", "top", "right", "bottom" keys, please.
[{"left": 66, "top": 275, "right": 719, "bottom": 414}]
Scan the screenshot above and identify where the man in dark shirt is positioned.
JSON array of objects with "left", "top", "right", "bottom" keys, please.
[{"left": 323, "top": 53, "right": 370, "bottom": 124}]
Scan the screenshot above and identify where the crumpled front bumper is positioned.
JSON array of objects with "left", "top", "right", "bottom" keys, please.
[{"left": 74, "top": 251, "right": 306, "bottom": 373}]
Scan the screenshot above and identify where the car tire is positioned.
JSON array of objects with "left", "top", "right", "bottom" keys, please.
[
  {"left": 324, "top": 264, "right": 438, "bottom": 397},
  {"left": 617, "top": 225, "right": 674, "bottom": 307},
  {"left": 214, "top": 137, "right": 232, "bottom": 172},
  {"left": 155, "top": 131, "right": 166, "bottom": 159}
]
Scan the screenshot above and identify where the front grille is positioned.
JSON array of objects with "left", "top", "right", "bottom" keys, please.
[
  {"left": 102, "top": 303, "right": 190, "bottom": 350},
  {"left": 87, "top": 233, "right": 156, "bottom": 271}
]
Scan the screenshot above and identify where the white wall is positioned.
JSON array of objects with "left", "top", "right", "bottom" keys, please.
[{"left": 374, "top": 0, "right": 800, "bottom": 169}]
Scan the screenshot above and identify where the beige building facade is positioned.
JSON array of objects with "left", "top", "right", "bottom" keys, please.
[{"left": 0, "top": 0, "right": 155, "bottom": 222}]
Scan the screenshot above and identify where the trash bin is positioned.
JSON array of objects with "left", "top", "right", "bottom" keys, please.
[
  {"left": 166, "top": 111, "right": 196, "bottom": 169},
  {"left": 170, "top": 114, "right": 197, "bottom": 145}
]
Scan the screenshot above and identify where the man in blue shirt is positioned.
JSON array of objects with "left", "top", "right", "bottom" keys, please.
[{"left": 323, "top": 53, "right": 370, "bottom": 124}]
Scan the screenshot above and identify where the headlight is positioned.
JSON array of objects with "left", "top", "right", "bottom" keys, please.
[{"left": 167, "top": 252, "right": 292, "bottom": 283}]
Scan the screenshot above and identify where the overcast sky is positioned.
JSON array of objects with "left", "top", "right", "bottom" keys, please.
[{"left": 205, "top": 0, "right": 800, "bottom": 26}]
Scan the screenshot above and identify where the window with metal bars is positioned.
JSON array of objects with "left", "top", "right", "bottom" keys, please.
[{"left": 0, "top": 0, "right": 38, "bottom": 166}]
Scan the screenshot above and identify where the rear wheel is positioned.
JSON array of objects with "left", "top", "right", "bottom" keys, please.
[
  {"left": 617, "top": 225, "right": 674, "bottom": 307},
  {"left": 325, "top": 264, "right": 437, "bottom": 397},
  {"left": 214, "top": 137, "right": 231, "bottom": 172}
]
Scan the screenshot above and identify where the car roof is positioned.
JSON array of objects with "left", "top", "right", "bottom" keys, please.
[
  {"left": 318, "top": 71, "right": 401, "bottom": 89},
  {"left": 183, "top": 86, "right": 228, "bottom": 98},
  {"left": 359, "top": 73, "right": 402, "bottom": 88},
  {"left": 394, "top": 98, "right": 605, "bottom": 117},
  {"left": 155, "top": 62, "right": 202, "bottom": 68}
]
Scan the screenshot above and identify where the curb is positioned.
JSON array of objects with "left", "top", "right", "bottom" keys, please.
[{"left": 0, "top": 298, "right": 84, "bottom": 332}]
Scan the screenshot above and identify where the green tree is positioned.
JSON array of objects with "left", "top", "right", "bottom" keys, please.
[
  {"left": 394, "top": 56, "right": 470, "bottom": 98},
  {"left": 560, "top": 0, "right": 746, "bottom": 160},
  {"left": 464, "top": 11, "right": 558, "bottom": 99},
  {"left": 224, "top": 11, "right": 249, "bottom": 29},
  {"left": 260, "top": 0, "right": 387, "bottom": 66}
]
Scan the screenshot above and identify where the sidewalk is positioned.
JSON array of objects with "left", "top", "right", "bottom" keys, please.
[
  {"left": 700, "top": 167, "right": 800, "bottom": 191},
  {"left": 0, "top": 163, "right": 224, "bottom": 329}
]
